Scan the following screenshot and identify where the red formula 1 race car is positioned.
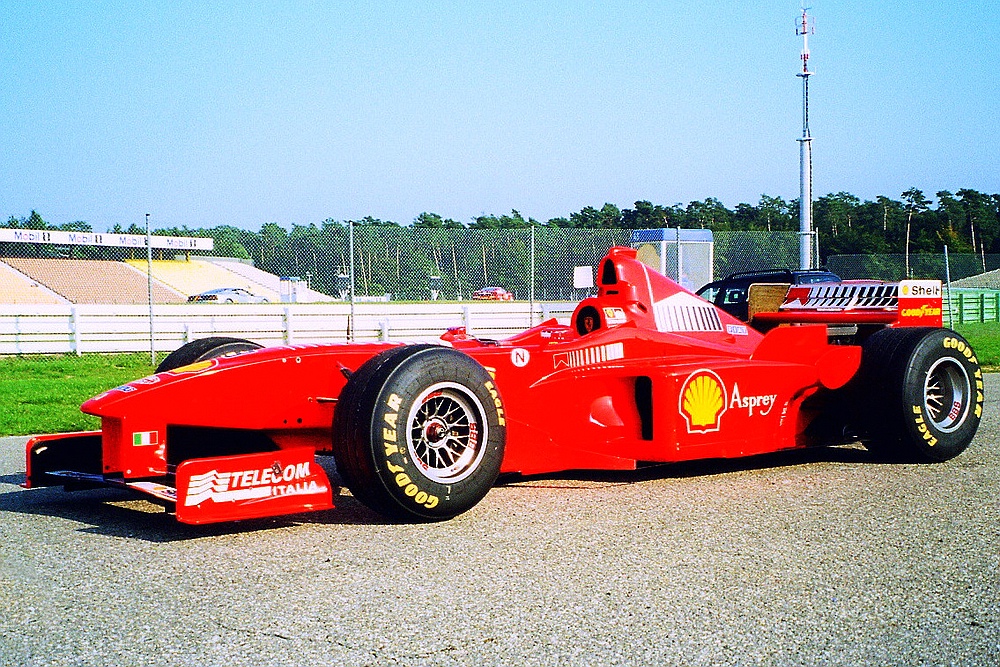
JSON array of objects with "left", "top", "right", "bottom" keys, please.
[{"left": 24, "top": 247, "right": 984, "bottom": 525}]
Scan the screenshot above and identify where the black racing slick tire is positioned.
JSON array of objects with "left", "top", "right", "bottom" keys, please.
[
  {"left": 155, "top": 336, "right": 263, "bottom": 373},
  {"left": 331, "top": 345, "right": 507, "bottom": 521},
  {"left": 853, "top": 327, "right": 983, "bottom": 462}
]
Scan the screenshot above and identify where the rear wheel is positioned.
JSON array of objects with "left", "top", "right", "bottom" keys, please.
[
  {"left": 853, "top": 328, "right": 983, "bottom": 461},
  {"left": 155, "top": 336, "right": 263, "bottom": 373},
  {"left": 332, "top": 345, "right": 506, "bottom": 521}
]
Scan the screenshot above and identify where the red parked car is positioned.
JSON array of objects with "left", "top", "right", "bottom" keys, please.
[
  {"left": 25, "top": 247, "right": 981, "bottom": 525},
  {"left": 472, "top": 286, "right": 514, "bottom": 301}
]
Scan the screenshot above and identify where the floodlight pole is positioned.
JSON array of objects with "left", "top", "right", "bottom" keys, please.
[
  {"left": 146, "top": 213, "right": 155, "bottom": 365},
  {"left": 348, "top": 219, "right": 355, "bottom": 341},
  {"left": 529, "top": 225, "right": 535, "bottom": 325},
  {"left": 796, "top": 7, "right": 815, "bottom": 270}
]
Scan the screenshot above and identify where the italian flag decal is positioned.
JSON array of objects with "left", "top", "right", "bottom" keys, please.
[{"left": 132, "top": 431, "right": 159, "bottom": 447}]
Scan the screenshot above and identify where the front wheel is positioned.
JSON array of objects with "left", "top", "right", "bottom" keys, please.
[
  {"left": 332, "top": 345, "right": 506, "bottom": 521},
  {"left": 853, "top": 328, "right": 983, "bottom": 461},
  {"left": 155, "top": 336, "right": 263, "bottom": 373}
]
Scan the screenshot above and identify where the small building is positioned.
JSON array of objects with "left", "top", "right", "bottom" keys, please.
[{"left": 630, "top": 228, "right": 714, "bottom": 292}]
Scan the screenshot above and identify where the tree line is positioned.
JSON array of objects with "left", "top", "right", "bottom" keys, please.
[{"left": 6, "top": 187, "right": 998, "bottom": 259}]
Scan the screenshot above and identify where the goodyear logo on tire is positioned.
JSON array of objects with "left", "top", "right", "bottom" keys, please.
[
  {"left": 381, "top": 393, "right": 439, "bottom": 510},
  {"left": 680, "top": 369, "right": 727, "bottom": 434}
]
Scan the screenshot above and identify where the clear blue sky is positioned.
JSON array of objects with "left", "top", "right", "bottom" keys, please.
[{"left": 2, "top": 1, "right": 997, "bottom": 231}]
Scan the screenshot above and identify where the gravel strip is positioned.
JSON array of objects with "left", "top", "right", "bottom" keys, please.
[{"left": 1, "top": 378, "right": 998, "bottom": 666}]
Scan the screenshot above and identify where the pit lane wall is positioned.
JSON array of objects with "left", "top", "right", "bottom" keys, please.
[{"left": 0, "top": 302, "right": 576, "bottom": 355}]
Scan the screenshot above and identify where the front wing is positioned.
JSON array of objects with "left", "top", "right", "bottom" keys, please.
[{"left": 26, "top": 433, "right": 334, "bottom": 525}]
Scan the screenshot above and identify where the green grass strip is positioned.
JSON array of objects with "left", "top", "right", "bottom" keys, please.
[
  {"left": 0, "top": 353, "right": 154, "bottom": 437},
  {"left": 954, "top": 323, "right": 1000, "bottom": 369}
]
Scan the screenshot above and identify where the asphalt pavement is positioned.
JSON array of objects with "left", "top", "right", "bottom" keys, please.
[{"left": 1, "top": 379, "right": 998, "bottom": 666}]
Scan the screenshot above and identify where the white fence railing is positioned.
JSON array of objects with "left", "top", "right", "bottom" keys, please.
[{"left": 0, "top": 303, "right": 577, "bottom": 355}]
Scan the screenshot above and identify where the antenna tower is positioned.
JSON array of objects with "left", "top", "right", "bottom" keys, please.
[{"left": 796, "top": 6, "right": 815, "bottom": 269}]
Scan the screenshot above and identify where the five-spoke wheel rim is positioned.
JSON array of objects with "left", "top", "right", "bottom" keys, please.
[
  {"left": 924, "top": 358, "right": 971, "bottom": 433},
  {"left": 406, "top": 382, "right": 489, "bottom": 484}
]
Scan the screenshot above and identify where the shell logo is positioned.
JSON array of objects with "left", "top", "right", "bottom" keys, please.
[{"left": 679, "top": 369, "right": 727, "bottom": 433}]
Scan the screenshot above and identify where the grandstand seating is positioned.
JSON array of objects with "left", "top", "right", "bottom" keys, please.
[
  {"left": 125, "top": 259, "right": 279, "bottom": 301},
  {"left": 0, "top": 260, "right": 68, "bottom": 304},
  {"left": 2, "top": 258, "right": 185, "bottom": 304},
  {"left": 0, "top": 256, "right": 332, "bottom": 305},
  {"left": 213, "top": 259, "right": 333, "bottom": 302},
  {"left": 951, "top": 268, "right": 1000, "bottom": 290}
]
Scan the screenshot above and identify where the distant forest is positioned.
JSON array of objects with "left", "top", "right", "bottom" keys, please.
[{"left": 5, "top": 187, "right": 999, "bottom": 263}]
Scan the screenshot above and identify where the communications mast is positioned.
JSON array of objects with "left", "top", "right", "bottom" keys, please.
[{"left": 797, "top": 7, "right": 815, "bottom": 269}]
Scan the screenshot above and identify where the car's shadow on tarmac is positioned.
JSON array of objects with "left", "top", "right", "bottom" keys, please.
[
  {"left": 2, "top": 444, "right": 880, "bottom": 542},
  {"left": 496, "top": 442, "right": 877, "bottom": 488},
  {"left": 0, "top": 464, "right": 392, "bottom": 542}
]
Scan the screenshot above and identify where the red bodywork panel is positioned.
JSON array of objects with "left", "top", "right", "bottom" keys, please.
[{"left": 26, "top": 247, "right": 871, "bottom": 524}]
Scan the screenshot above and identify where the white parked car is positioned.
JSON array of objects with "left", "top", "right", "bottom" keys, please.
[{"left": 188, "top": 288, "right": 268, "bottom": 304}]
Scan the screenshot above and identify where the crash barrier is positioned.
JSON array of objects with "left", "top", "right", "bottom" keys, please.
[
  {"left": 2, "top": 288, "right": 994, "bottom": 356},
  {"left": 0, "top": 302, "right": 577, "bottom": 355},
  {"left": 948, "top": 289, "right": 1000, "bottom": 324}
]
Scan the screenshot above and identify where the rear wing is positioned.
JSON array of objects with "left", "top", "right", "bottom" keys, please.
[{"left": 750, "top": 280, "right": 943, "bottom": 328}]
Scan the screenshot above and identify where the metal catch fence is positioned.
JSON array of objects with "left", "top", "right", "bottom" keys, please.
[
  {"left": 0, "top": 227, "right": 802, "bottom": 304},
  {"left": 826, "top": 253, "right": 1000, "bottom": 283},
  {"left": 204, "top": 227, "right": 802, "bottom": 302}
]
